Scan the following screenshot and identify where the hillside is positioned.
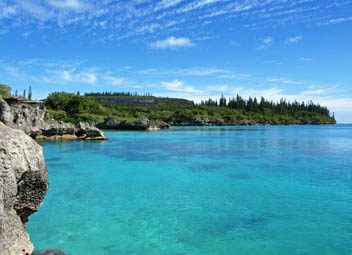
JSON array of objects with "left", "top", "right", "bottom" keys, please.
[{"left": 43, "top": 92, "right": 336, "bottom": 127}]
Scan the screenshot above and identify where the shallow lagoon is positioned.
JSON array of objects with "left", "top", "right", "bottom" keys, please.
[{"left": 28, "top": 125, "right": 352, "bottom": 255}]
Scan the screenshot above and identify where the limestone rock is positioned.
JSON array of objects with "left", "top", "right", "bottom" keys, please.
[
  {"left": 0, "top": 98, "right": 106, "bottom": 140},
  {"left": 97, "top": 117, "right": 170, "bottom": 130},
  {"left": 0, "top": 121, "right": 48, "bottom": 255},
  {"left": 75, "top": 122, "right": 106, "bottom": 140}
]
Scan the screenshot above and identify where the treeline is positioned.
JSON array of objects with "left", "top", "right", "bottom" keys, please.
[
  {"left": 42, "top": 91, "right": 336, "bottom": 125},
  {"left": 0, "top": 84, "right": 33, "bottom": 100},
  {"left": 200, "top": 94, "right": 332, "bottom": 117},
  {"left": 85, "top": 92, "right": 153, "bottom": 97}
]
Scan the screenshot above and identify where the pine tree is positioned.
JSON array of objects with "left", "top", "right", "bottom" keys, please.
[{"left": 28, "top": 86, "right": 32, "bottom": 100}]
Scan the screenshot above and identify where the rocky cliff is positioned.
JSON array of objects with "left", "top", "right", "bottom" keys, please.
[
  {"left": 0, "top": 121, "right": 48, "bottom": 255},
  {"left": 97, "top": 117, "right": 170, "bottom": 131},
  {"left": 0, "top": 98, "right": 106, "bottom": 140}
]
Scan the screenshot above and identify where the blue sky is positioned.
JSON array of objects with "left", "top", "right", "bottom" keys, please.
[{"left": 0, "top": 0, "right": 351, "bottom": 122}]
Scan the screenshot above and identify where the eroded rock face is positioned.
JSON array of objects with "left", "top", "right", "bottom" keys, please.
[
  {"left": 0, "top": 121, "right": 48, "bottom": 255},
  {"left": 97, "top": 117, "right": 170, "bottom": 130},
  {"left": 0, "top": 98, "right": 106, "bottom": 140}
]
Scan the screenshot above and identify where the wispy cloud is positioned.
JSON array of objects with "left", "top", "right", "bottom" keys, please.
[
  {"left": 257, "top": 36, "right": 274, "bottom": 50},
  {"left": 285, "top": 35, "right": 303, "bottom": 44},
  {"left": 266, "top": 76, "right": 304, "bottom": 85},
  {"left": 60, "top": 70, "right": 97, "bottom": 84},
  {"left": 301, "top": 89, "right": 326, "bottom": 95},
  {"left": 323, "top": 16, "right": 352, "bottom": 25},
  {"left": 102, "top": 75, "right": 125, "bottom": 86},
  {"left": 299, "top": 57, "right": 312, "bottom": 62},
  {"left": 1, "top": 0, "right": 349, "bottom": 42},
  {"left": 161, "top": 80, "right": 199, "bottom": 93},
  {"left": 155, "top": 0, "right": 184, "bottom": 11},
  {"left": 47, "top": 0, "right": 90, "bottom": 11},
  {"left": 177, "top": 0, "right": 223, "bottom": 13},
  {"left": 150, "top": 36, "right": 195, "bottom": 49}
]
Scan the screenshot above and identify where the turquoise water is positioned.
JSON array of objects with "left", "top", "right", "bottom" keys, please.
[{"left": 28, "top": 125, "right": 352, "bottom": 255}]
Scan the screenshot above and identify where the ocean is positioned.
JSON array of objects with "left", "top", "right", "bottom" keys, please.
[{"left": 28, "top": 125, "right": 352, "bottom": 255}]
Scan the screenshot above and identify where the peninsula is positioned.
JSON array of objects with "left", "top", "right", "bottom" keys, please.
[{"left": 46, "top": 91, "right": 336, "bottom": 129}]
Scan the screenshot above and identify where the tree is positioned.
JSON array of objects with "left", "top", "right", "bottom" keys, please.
[
  {"left": 0, "top": 84, "right": 11, "bottom": 97},
  {"left": 219, "top": 94, "right": 227, "bottom": 107},
  {"left": 28, "top": 86, "right": 32, "bottom": 100}
]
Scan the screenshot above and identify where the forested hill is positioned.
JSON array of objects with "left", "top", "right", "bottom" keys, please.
[
  {"left": 43, "top": 91, "right": 336, "bottom": 126},
  {"left": 85, "top": 92, "right": 193, "bottom": 106}
]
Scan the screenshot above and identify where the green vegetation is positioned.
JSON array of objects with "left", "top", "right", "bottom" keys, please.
[
  {"left": 0, "top": 84, "right": 11, "bottom": 97},
  {"left": 45, "top": 92, "right": 107, "bottom": 123},
  {"left": 44, "top": 91, "right": 336, "bottom": 125}
]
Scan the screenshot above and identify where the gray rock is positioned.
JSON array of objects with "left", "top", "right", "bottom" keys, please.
[
  {"left": 0, "top": 98, "right": 12, "bottom": 123},
  {"left": 75, "top": 122, "right": 106, "bottom": 140},
  {"left": 97, "top": 117, "right": 170, "bottom": 130},
  {"left": 0, "top": 98, "right": 106, "bottom": 140},
  {"left": 0, "top": 121, "right": 48, "bottom": 255}
]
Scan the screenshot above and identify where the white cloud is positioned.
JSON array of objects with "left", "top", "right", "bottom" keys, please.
[
  {"left": 266, "top": 77, "right": 304, "bottom": 85},
  {"left": 18, "top": 0, "right": 53, "bottom": 21},
  {"left": 1, "top": 1, "right": 352, "bottom": 43},
  {"left": 0, "top": 3, "right": 17, "bottom": 19},
  {"left": 257, "top": 36, "right": 274, "bottom": 50},
  {"left": 285, "top": 35, "right": 303, "bottom": 44},
  {"left": 155, "top": 0, "right": 184, "bottom": 11},
  {"left": 177, "top": 0, "right": 222, "bottom": 13},
  {"left": 323, "top": 16, "right": 352, "bottom": 25},
  {"left": 150, "top": 36, "right": 194, "bottom": 49},
  {"left": 161, "top": 80, "right": 199, "bottom": 93},
  {"left": 48, "top": 0, "right": 90, "bottom": 11},
  {"left": 103, "top": 75, "right": 125, "bottom": 86},
  {"left": 299, "top": 57, "right": 312, "bottom": 62},
  {"left": 301, "top": 89, "right": 326, "bottom": 95},
  {"left": 60, "top": 70, "right": 97, "bottom": 84},
  {"left": 181, "top": 67, "right": 228, "bottom": 76}
]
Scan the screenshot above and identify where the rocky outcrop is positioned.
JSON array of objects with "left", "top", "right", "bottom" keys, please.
[
  {"left": 0, "top": 121, "right": 48, "bottom": 255},
  {"left": 97, "top": 117, "right": 170, "bottom": 131},
  {"left": 0, "top": 98, "right": 106, "bottom": 140},
  {"left": 173, "top": 116, "right": 225, "bottom": 126}
]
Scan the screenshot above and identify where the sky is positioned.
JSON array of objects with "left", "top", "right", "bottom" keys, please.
[{"left": 0, "top": 0, "right": 351, "bottom": 123}]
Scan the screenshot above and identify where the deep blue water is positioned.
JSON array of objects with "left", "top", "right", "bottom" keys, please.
[{"left": 28, "top": 125, "right": 352, "bottom": 255}]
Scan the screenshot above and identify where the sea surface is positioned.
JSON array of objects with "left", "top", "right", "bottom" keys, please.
[{"left": 28, "top": 125, "right": 352, "bottom": 255}]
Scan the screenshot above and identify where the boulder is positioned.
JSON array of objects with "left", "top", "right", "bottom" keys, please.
[
  {"left": 0, "top": 121, "right": 48, "bottom": 255},
  {"left": 75, "top": 122, "right": 106, "bottom": 140}
]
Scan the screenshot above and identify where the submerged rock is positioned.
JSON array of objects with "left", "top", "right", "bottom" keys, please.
[
  {"left": 33, "top": 249, "right": 66, "bottom": 255},
  {"left": 0, "top": 121, "right": 48, "bottom": 255},
  {"left": 0, "top": 98, "right": 106, "bottom": 140}
]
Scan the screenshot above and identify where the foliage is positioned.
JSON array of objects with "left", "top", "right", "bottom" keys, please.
[
  {"left": 45, "top": 91, "right": 336, "bottom": 125},
  {"left": 45, "top": 109, "right": 67, "bottom": 121},
  {"left": 0, "top": 84, "right": 11, "bottom": 97}
]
